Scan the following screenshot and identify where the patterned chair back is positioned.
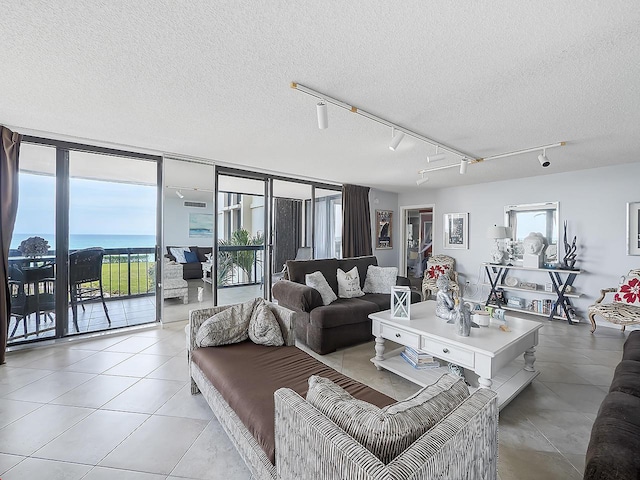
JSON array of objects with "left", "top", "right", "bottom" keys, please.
[{"left": 425, "top": 255, "right": 456, "bottom": 280}]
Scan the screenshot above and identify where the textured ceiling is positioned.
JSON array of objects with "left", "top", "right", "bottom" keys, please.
[{"left": 2, "top": 1, "right": 639, "bottom": 193}]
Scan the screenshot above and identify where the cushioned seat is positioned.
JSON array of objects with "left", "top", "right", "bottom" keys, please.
[
  {"left": 191, "top": 341, "right": 394, "bottom": 464},
  {"left": 309, "top": 298, "right": 379, "bottom": 329}
]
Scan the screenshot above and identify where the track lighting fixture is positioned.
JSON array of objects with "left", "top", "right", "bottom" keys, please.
[
  {"left": 416, "top": 174, "right": 429, "bottom": 186},
  {"left": 538, "top": 149, "right": 550, "bottom": 167},
  {"left": 459, "top": 158, "right": 469, "bottom": 175},
  {"left": 175, "top": 190, "right": 184, "bottom": 199},
  {"left": 389, "top": 128, "right": 405, "bottom": 151},
  {"left": 427, "top": 146, "right": 446, "bottom": 163},
  {"left": 316, "top": 101, "right": 328, "bottom": 129}
]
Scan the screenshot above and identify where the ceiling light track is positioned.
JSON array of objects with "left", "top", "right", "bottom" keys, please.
[{"left": 291, "top": 82, "right": 475, "bottom": 160}]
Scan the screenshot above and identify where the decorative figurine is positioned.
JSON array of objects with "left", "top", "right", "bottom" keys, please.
[
  {"left": 455, "top": 302, "right": 472, "bottom": 336},
  {"left": 562, "top": 221, "right": 578, "bottom": 269},
  {"left": 435, "top": 274, "right": 457, "bottom": 321}
]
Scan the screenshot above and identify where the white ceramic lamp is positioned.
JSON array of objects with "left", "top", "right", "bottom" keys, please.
[{"left": 487, "top": 226, "right": 509, "bottom": 264}]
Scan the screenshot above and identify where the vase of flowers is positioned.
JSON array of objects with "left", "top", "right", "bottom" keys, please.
[{"left": 18, "top": 236, "right": 50, "bottom": 258}]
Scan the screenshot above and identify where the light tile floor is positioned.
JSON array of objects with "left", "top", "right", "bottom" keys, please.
[{"left": 0, "top": 312, "right": 631, "bottom": 479}]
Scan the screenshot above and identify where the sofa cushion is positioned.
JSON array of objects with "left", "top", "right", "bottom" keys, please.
[
  {"left": 363, "top": 265, "right": 399, "bottom": 294},
  {"left": 183, "top": 250, "right": 199, "bottom": 263},
  {"left": 614, "top": 274, "right": 640, "bottom": 306},
  {"left": 195, "top": 246, "right": 213, "bottom": 263},
  {"left": 337, "top": 266, "right": 365, "bottom": 299},
  {"left": 305, "top": 271, "right": 338, "bottom": 306},
  {"left": 622, "top": 331, "right": 640, "bottom": 361},
  {"left": 306, "top": 373, "right": 469, "bottom": 464},
  {"left": 248, "top": 299, "right": 284, "bottom": 347},
  {"left": 169, "top": 246, "right": 190, "bottom": 264},
  {"left": 191, "top": 342, "right": 394, "bottom": 464},
  {"left": 609, "top": 360, "right": 640, "bottom": 397},
  {"left": 585, "top": 391, "right": 640, "bottom": 480},
  {"left": 287, "top": 258, "right": 340, "bottom": 294},
  {"left": 310, "top": 298, "right": 379, "bottom": 329},
  {"left": 195, "top": 298, "right": 258, "bottom": 347},
  {"left": 338, "top": 256, "right": 378, "bottom": 289}
]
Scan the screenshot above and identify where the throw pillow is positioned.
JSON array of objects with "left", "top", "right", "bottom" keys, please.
[
  {"left": 183, "top": 250, "right": 199, "bottom": 263},
  {"left": 337, "top": 266, "right": 365, "bottom": 299},
  {"left": 307, "top": 374, "right": 469, "bottom": 464},
  {"left": 363, "top": 265, "right": 398, "bottom": 294},
  {"left": 248, "top": 298, "right": 284, "bottom": 346},
  {"left": 614, "top": 275, "right": 640, "bottom": 306},
  {"left": 305, "top": 271, "right": 337, "bottom": 306},
  {"left": 195, "top": 298, "right": 258, "bottom": 347},
  {"left": 427, "top": 264, "right": 451, "bottom": 280},
  {"left": 169, "top": 247, "right": 189, "bottom": 264}
]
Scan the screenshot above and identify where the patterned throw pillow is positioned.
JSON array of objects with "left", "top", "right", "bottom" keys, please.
[
  {"left": 305, "top": 271, "right": 338, "bottom": 306},
  {"left": 169, "top": 247, "right": 189, "bottom": 264},
  {"left": 195, "top": 298, "right": 258, "bottom": 347},
  {"left": 336, "top": 266, "right": 365, "bottom": 299},
  {"left": 248, "top": 298, "right": 284, "bottom": 346},
  {"left": 363, "top": 265, "right": 398, "bottom": 294},
  {"left": 614, "top": 275, "right": 640, "bottom": 306},
  {"left": 306, "top": 374, "right": 469, "bottom": 464},
  {"left": 427, "top": 264, "right": 450, "bottom": 280}
]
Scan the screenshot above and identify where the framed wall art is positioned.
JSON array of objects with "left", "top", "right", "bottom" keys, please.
[
  {"left": 443, "top": 212, "right": 468, "bottom": 249},
  {"left": 375, "top": 210, "right": 393, "bottom": 249},
  {"left": 628, "top": 201, "right": 640, "bottom": 255}
]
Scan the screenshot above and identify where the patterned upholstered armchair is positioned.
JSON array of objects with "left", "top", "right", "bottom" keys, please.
[
  {"left": 588, "top": 269, "right": 640, "bottom": 333},
  {"left": 421, "top": 254, "right": 460, "bottom": 300}
]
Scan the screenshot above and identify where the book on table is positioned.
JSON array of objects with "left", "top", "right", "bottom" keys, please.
[
  {"left": 400, "top": 351, "right": 441, "bottom": 370},
  {"left": 403, "top": 346, "right": 435, "bottom": 364}
]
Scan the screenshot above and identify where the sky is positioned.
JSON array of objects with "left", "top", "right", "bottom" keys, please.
[{"left": 13, "top": 173, "right": 157, "bottom": 236}]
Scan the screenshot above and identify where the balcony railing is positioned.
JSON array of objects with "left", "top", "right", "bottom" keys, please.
[
  {"left": 218, "top": 245, "right": 264, "bottom": 287},
  {"left": 102, "top": 247, "right": 155, "bottom": 297}
]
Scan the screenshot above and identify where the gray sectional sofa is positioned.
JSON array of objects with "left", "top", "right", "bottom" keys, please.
[{"left": 271, "top": 255, "right": 421, "bottom": 354}]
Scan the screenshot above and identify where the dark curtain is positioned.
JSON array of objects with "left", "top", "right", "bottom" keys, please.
[
  {"left": 342, "top": 184, "right": 372, "bottom": 258},
  {"left": 1, "top": 126, "right": 21, "bottom": 364},
  {"left": 273, "top": 198, "right": 302, "bottom": 272}
]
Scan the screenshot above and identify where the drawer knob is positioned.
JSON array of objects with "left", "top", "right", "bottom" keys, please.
[
  {"left": 395, "top": 333, "right": 401, "bottom": 338},
  {"left": 443, "top": 348, "right": 450, "bottom": 354}
]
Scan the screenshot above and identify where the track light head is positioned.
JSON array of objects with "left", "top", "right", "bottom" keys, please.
[
  {"left": 426, "top": 146, "right": 446, "bottom": 163},
  {"left": 175, "top": 190, "right": 184, "bottom": 199},
  {"left": 316, "top": 101, "right": 328, "bottom": 129},
  {"left": 538, "top": 149, "right": 550, "bottom": 167},
  {"left": 389, "top": 129, "right": 405, "bottom": 151},
  {"left": 459, "top": 158, "right": 469, "bottom": 174},
  {"left": 416, "top": 175, "right": 429, "bottom": 186}
]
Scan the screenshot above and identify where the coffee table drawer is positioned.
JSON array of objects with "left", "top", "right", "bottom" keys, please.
[
  {"left": 422, "top": 338, "right": 474, "bottom": 368},
  {"left": 380, "top": 324, "right": 420, "bottom": 349}
]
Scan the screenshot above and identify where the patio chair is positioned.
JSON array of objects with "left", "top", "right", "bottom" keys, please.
[
  {"left": 421, "top": 254, "right": 460, "bottom": 300},
  {"left": 8, "top": 264, "right": 55, "bottom": 338},
  {"left": 588, "top": 269, "right": 640, "bottom": 333},
  {"left": 69, "top": 247, "right": 111, "bottom": 332}
]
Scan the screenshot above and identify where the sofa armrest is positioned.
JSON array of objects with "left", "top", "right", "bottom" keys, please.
[
  {"left": 274, "top": 387, "right": 498, "bottom": 480},
  {"left": 595, "top": 287, "right": 617, "bottom": 304},
  {"left": 387, "top": 388, "right": 498, "bottom": 479},
  {"left": 269, "top": 303, "right": 298, "bottom": 347},
  {"left": 188, "top": 305, "right": 236, "bottom": 353},
  {"left": 272, "top": 280, "right": 323, "bottom": 313},
  {"left": 396, "top": 275, "right": 411, "bottom": 288},
  {"left": 274, "top": 388, "right": 388, "bottom": 480}
]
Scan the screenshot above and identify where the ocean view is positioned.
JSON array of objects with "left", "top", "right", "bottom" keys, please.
[{"left": 11, "top": 233, "right": 156, "bottom": 250}]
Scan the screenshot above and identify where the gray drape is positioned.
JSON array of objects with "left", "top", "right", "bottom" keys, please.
[
  {"left": 273, "top": 198, "right": 302, "bottom": 272},
  {"left": 342, "top": 184, "right": 372, "bottom": 258},
  {"left": 1, "top": 126, "right": 21, "bottom": 364}
]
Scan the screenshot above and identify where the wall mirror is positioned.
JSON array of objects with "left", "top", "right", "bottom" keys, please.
[{"left": 504, "top": 202, "right": 559, "bottom": 264}]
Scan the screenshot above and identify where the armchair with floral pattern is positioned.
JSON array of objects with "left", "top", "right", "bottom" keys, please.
[{"left": 421, "top": 254, "right": 460, "bottom": 300}]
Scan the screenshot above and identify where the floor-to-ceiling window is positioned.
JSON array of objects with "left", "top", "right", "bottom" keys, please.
[
  {"left": 314, "top": 188, "right": 343, "bottom": 259},
  {"left": 7, "top": 138, "right": 161, "bottom": 346}
]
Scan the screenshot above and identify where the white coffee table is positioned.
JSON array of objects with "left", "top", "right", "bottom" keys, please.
[
  {"left": 369, "top": 301, "right": 543, "bottom": 409},
  {"left": 202, "top": 262, "right": 213, "bottom": 284}
]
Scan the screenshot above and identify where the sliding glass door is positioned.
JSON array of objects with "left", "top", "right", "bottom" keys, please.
[{"left": 8, "top": 138, "right": 162, "bottom": 346}]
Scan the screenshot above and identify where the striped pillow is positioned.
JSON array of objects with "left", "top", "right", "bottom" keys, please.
[{"left": 306, "top": 373, "right": 469, "bottom": 464}]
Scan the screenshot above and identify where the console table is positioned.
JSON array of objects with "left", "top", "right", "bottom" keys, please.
[
  {"left": 370, "top": 301, "right": 542, "bottom": 409},
  {"left": 482, "top": 263, "right": 582, "bottom": 324}
]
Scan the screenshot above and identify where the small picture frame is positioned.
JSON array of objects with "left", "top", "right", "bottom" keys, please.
[
  {"left": 375, "top": 210, "right": 393, "bottom": 249},
  {"left": 391, "top": 286, "right": 411, "bottom": 320},
  {"left": 443, "top": 212, "right": 468, "bottom": 249},
  {"left": 628, "top": 201, "right": 640, "bottom": 256}
]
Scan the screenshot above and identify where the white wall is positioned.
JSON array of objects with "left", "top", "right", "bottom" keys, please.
[
  {"left": 370, "top": 188, "right": 399, "bottom": 267},
  {"left": 398, "top": 163, "right": 640, "bottom": 325},
  {"left": 164, "top": 196, "right": 215, "bottom": 248}
]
